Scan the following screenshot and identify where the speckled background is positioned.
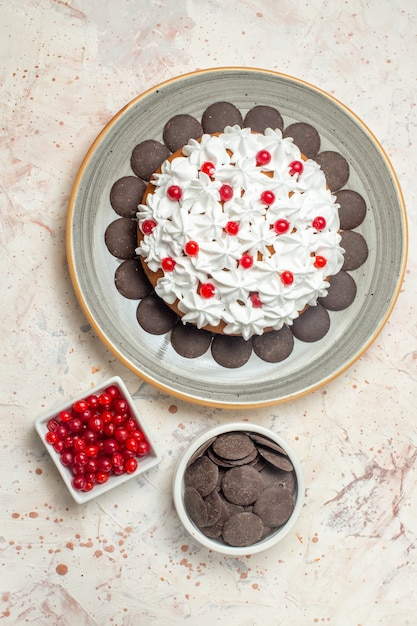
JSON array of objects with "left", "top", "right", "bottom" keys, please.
[{"left": 1, "top": 1, "right": 416, "bottom": 625}]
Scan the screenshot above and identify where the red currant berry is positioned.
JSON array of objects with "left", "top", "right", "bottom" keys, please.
[
  {"left": 63, "top": 436, "right": 74, "bottom": 449},
  {"left": 312, "top": 216, "right": 327, "bottom": 230},
  {"left": 82, "top": 481, "right": 95, "bottom": 492},
  {"left": 124, "top": 458, "right": 138, "bottom": 474},
  {"left": 83, "top": 429, "right": 99, "bottom": 445},
  {"left": 219, "top": 184, "right": 233, "bottom": 202},
  {"left": 125, "top": 418, "right": 138, "bottom": 432},
  {"left": 55, "top": 425, "right": 68, "bottom": 440},
  {"left": 256, "top": 150, "right": 271, "bottom": 166},
  {"left": 79, "top": 409, "right": 93, "bottom": 423},
  {"left": 112, "top": 413, "right": 126, "bottom": 427},
  {"left": 167, "top": 185, "right": 182, "bottom": 201},
  {"left": 105, "top": 385, "right": 120, "bottom": 400},
  {"left": 141, "top": 219, "right": 157, "bottom": 235},
  {"left": 72, "top": 464, "right": 86, "bottom": 476},
  {"left": 260, "top": 190, "right": 275, "bottom": 205},
  {"left": 280, "top": 271, "right": 294, "bottom": 286},
  {"left": 200, "top": 283, "right": 216, "bottom": 299},
  {"left": 85, "top": 444, "right": 100, "bottom": 458},
  {"left": 112, "top": 397, "right": 128, "bottom": 414},
  {"left": 239, "top": 254, "right": 254, "bottom": 269},
  {"left": 53, "top": 440, "right": 65, "bottom": 453},
  {"left": 102, "top": 438, "right": 119, "bottom": 455},
  {"left": 289, "top": 160, "right": 304, "bottom": 176},
  {"left": 86, "top": 395, "right": 99, "bottom": 409},
  {"left": 58, "top": 410, "right": 72, "bottom": 423},
  {"left": 161, "top": 257, "right": 176, "bottom": 272},
  {"left": 201, "top": 161, "right": 215, "bottom": 177},
  {"left": 97, "top": 456, "right": 113, "bottom": 473},
  {"left": 113, "top": 466, "right": 125, "bottom": 476},
  {"left": 85, "top": 458, "right": 98, "bottom": 474},
  {"left": 314, "top": 255, "right": 327, "bottom": 268},
  {"left": 73, "top": 437, "right": 86, "bottom": 453},
  {"left": 131, "top": 429, "right": 144, "bottom": 442},
  {"left": 136, "top": 440, "right": 150, "bottom": 457},
  {"left": 68, "top": 417, "right": 83, "bottom": 433},
  {"left": 225, "top": 221, "right": 239, "bottom": 235},
  {"left": 95, "top": 471, "right": 109, "bottom": 485},
  {"left": 112, "top": 452, "right": 124, "bottom": 468},
  {"left": 100, "top": 410, "right": 113, "bottom": 425},
  {"left": 73, "top": 400, "right": 88, "bottom": 413},
  {"left": 185, "top": 240, "right": 199, "bottom": 256},
  {"left": 47, "top": 418, "right": 60, "bottom": 432},
  {"left": 250, "top": 293, "right": 262, "bottom": 308},
  {"left": 103, "top": 422, "right": 116, "bottom": 438},
  {"left": 125, "top": 437, "right": 138, "bottom": 453},
  {"left": 72, "top": 475, "right": 87, "bottom": 491},
  {"left": 45, "top": 431, "right": 59, "bottom": 445},
  {"left": 115, "top": 427, "right": 129, "bottom": 443},
  {"left": 74, "top": 451, "right": 88, "bottom": 466},
  {"left": 60, "top": 450, "right": 74, "bottom": 467},
  {"left": 98, "top": 393, "right": 112, "bottom": 408},
  {"left": 274, "top": 219, "right": 290, "bottom": 235},
  {"left": 87, "top": 416, "right": 104, "bottom": 433}
]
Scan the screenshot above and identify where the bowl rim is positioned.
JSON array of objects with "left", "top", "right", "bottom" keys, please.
[
  {"left": 35, "top": 375, "right": 161, "bottom": 504},
  {"left": 172, "top": 421, "right": 304, "bottom": 555}
]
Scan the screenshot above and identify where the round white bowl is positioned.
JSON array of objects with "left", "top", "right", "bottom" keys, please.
[{"left": 173, "top": 422, "right": 304, "bottom": 555}]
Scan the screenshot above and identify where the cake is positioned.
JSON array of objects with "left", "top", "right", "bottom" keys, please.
[{"left": 135, "top": 126, "right": 345, "bottom": 340}]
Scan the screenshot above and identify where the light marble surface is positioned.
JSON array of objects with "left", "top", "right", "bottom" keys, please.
[{"left": 1, "top": 1, "right": 416, "bottom": 624}]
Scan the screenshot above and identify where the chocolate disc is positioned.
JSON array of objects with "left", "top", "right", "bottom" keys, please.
[
  {"left": 260, "top": 464, "right": 296, "bottom": 493},
  {"left": 249, "top": 433, "right": 287, "bottom": 456},
  {"left": 291, "top": 304, "right": 330, "bottom": 342},
  {"left": 114, "top": 259, "right": 152, "bottom": 300},
  {"left": 222, "top": 512, "right": 264, "bottom": 547},
  {"left": 221, "top": 465, "right": 264, "bottom": 506},
  {"left": 336, "top": 189, "right": 367, "bottom": 229},
  {"left": 171, "top": 322, "right": 212, "bottom": 358},
  {"left": 315, "top": 151, "right": 350, "bottom": 191},
  {"left": 257, "top": 446, "right": 294, "bottom": 472},
  {"left": 318, "top": 271, "right": 357, "bottom": 311},
  {"left": 340, "top": 230, "right": 369, "bottom": 270},
  {"left": 253, "top": 486, "right": 294, "bottom": 527},
  {"left": 104, "top": 218, "right": 137, "bottom": 259},
  {"left": 252, "top": 326, "right": 294, "bottom": 363},
  {"left": 183, "top": 487, "right": 208, "bottom": 527},
  {"left": 136, "top": 294, "right": 178, "bottom": 334},
  {"left": 283, "top": 122, "right": 321, "bottom": 159},
  {"left": 184, "top": 455, "right": 219, "bottom": 497},
  {"left": 203, "top": 490, "right": 223, "bottom": 527},
  {"left": 212, "top": 432, "right": 256, "bottom": 461},
  {"left": 211, "top": 334, "right": 252, "bottom": 368},
  {"left": 243, "top": 105, "right": 283, "bottom": 133},
  {"left": 109, "top": 176, "right": 147, "bottom": 218},
  {"left": 130, "top": 139, "right": 170, "bottom": 181},
  {"left": 201, "top": 101, "right": 243, "bottom": 133},
  {"left": 163, "top": 114, "right": 203, "bottom": 153}
]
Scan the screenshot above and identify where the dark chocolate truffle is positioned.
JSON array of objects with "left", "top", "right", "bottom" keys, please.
[
  {"left": 104, "top": 218, "right": 137, "bottom": 259},
  {"left": 243, "top": 105, "right": 283, "bottom": 133},
  {"left": 163, "top": 114, "right": 203, "bottom": 153},
  {"left": 130, "top": 139, "right": 170, "bottom": 181},
  {"left": 252, "top": 326, "right": 294, "bottom": 363},
  {"left": 136, "top": 294, "right": 178, "bottom": 334},
  {"left": 340, "top": 230, "right": 369, "bottom": 271},
  {"left": 283, "top": 122, "right": 321, "bottom": 159},
  {"left": 114, "top": 259, "right": 152, "bottom": 300},
  {"left": 336, "top": 189, "right": 367, "bottom": 229},
  {"left": 291, "top": 304, "right": 330, "bottom": 342},
  {"left": 201, "top": 101, "right": 243, "bottom": 133},
  {"left": 109, "top": 176, "right": 147, "bottom": 218},
  {"left": 315, "top": 151, "right": 350, "bottom": 191},
  {"left": 170, "top": 322, "right": 212, "bottom": 358},
  {"left": 211, "top": 334, "right": 252, "bottom": 368},
  {"left": 318, "top": 271, "right": 357, "bottom": 311}
]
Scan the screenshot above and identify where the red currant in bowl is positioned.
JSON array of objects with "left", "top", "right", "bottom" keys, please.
[{"left": 35, "top": 376, "right": 161, "bottom": 504}]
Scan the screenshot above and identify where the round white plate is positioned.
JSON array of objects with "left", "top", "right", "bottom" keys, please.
[{"left": 67, "top": 68, "right": 407, "bottom": 408}]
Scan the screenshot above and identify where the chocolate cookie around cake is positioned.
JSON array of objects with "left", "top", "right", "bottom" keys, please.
[{"left": 105, "top": 102, "right": 369, "bottom": 368}]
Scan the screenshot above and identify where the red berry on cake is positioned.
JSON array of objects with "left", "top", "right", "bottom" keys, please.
[
  {"left": 185, "top": 241, "right": 199, "bottom": 256},
  {"left": 280, "top": 271, "right": 294, "bottom": 286},
  {"left": 239, "top": 254, "right": 254, "bottom": 269},
  {"left": 200, "top": 283, "right": 216, "bottom": 299},
  {"left": 274, "top": 219, "right": 290, "bottom": 235},
  {"left": 261, "top": 190, "right": 275, "bottom": 205},
  {"left": 161, "top": 257, "right": 176, "bottom": 271},
  {"left": 256, "top": 150, "right": 271, "bottom": 166},
  {"left": 141, "top": 219, "right": 157, "bottom": 235},
  {"left": 314, "top": 255, "right": 327, "bottom": 268},
  {"left": 225, "top": 221, "right": 239, "bottom": 235},
  {"left": 289, "top": 160, "right": 304, "bottom": 176},
  {"left": 250, "top": 292, "right": 262, "bottom": 308},
  {"left": 219, "top": 184, "right": 233, "bottom": 202},
  {"left": 201, "top": 161, "right": 215, "bottom": 177},
  {"left": 312, "top": 216, "right": 327, "bottom": 230},
  {"left": 167, "top": 185, "right": 182, "bottom": 201}
]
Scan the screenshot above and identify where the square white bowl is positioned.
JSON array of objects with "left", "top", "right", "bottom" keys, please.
[
  {"left": 173, "top": 422, "right": 304, "bottom": 556},
  {"left": 35, "top": 376, "right": 161, "bottom": 503}
]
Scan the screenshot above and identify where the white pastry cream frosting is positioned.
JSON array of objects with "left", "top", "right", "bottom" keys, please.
[{"left": 136, "top": 126, "right": 344, "bottom": 340}]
